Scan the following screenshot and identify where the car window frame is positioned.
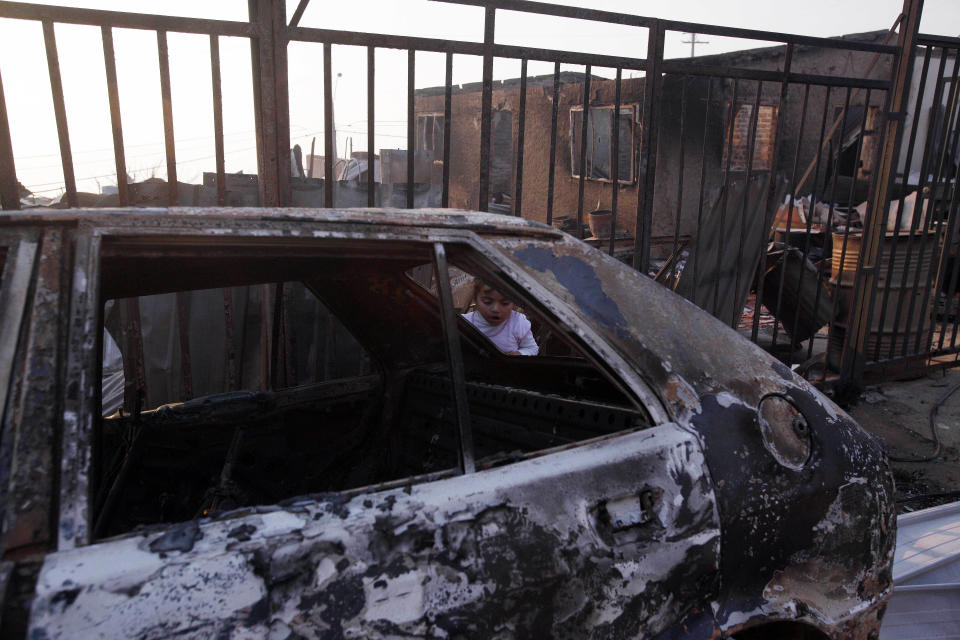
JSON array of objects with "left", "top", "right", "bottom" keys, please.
[
  {"left": 62, "top": 221, "right": 669, "bottom": 549},
  {"left": 0, "top": 230, "right": 39, "bottom": 430},
  {"left": 441, "top": 235, "right": 670, "bottom": 426}
]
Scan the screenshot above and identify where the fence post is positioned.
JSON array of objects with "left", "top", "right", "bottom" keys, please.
[
  {"left": 478, "top": 6, "right": 495, "bottom": 212},
  {"left": 248, "top": 0, "right": 291, "bottom": 207},
  {"left": 840, "top": 0, "right": 924, "bottom": 390},
  {"left": 634, "top": 19, "right": 664, "bottom": 274}
]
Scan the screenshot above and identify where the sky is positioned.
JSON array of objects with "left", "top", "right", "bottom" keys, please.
[{"left": 0, "top": 0, "right": 957, "bottom": 197}]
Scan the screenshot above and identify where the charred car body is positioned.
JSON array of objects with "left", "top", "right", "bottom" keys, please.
[{"left": 0, "top": 208, "right": 893, "bottom": 638}]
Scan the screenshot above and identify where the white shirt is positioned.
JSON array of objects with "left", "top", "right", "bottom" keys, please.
[{"left": 462, "top": 310, "right": 539, "bottom": 356}]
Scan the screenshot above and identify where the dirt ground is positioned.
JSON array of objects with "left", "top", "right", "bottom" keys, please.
[{"left": 844, "top": 365, "right": 960, "bottom": 512}]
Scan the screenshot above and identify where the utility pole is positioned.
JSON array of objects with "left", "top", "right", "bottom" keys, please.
[{"left": 681, "top": 32, "right": 709, "bottom": 58}]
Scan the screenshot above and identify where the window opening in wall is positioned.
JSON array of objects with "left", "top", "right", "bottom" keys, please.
[
  {"left": 570, "top": 105, "right": 635, "bottom": 182},
  {"left": 831, "top": 104, "right": 879, "bottom": 179},
  {"left": 416, "top": 113, "right": 444, "bottom": 154},
  {"left": 722, "top": 103, "right": 777, "bottom": 172},
  {"left": 489, "top": 110, "right": 514, "bottom": 208}
]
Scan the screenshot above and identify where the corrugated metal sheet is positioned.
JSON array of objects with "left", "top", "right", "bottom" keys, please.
[{"left": 881, "top": 501, "right": 960, "bottom": 639}]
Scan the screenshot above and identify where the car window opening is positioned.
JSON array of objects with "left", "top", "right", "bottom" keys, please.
[{"left": 92, "top": 239, "right": 651, "bottom": 540}]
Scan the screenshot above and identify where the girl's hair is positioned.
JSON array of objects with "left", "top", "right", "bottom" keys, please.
[{"left": 472, "top": 277, "right": 492, "bottom": 299}]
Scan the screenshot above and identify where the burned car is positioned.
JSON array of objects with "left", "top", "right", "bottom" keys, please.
[{"left": 0, "top": 208, "right": 893, "bottom": 638}]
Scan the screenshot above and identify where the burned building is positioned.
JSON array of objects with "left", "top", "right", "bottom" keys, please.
[{"left": 414, "top": 30, "right": 893, "bottom": 256}]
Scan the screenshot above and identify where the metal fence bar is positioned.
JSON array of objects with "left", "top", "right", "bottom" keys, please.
[
  {"left": 903, "top": 52, "right": 957, "bottom": 356},
  {"left": 575, "top": 67, "right": 591, "bottom": 239},
  {"left": 429, "top": 0, "right": 898, "bottom": 54},
  {"left": 943, "top": 160, "right": 960, "bottom": 350},
  {"left": 323, "top": 42, "right": 333, "bottom": 206},
  {"left": 771, "top": 84, "right": 811, "bottom": 347},
  {"left": 288, "top": 0, "right": 310, "bottom": 29},
  {"left": 824, "top": 87, "right": 857, "bottom": 373},
  {"left": 271, "top": 0, "right": 291, "bottom": 208},
  {"left": 733, "top": 81, "right": 763, "bottom": 330},
  {"left": 100, "top": 26, "right": 128, "bottom": 206},
  {"left": 545, "top": 62, "right": 560, "bottom": 226},
  {"left": 875, "top": 46, "right": 931, "bottom": 359},
  {"left": 938, "top": 145, "right": 960, "bottom": 351},
  {"left": 634, "top": 19, "right": 663, "bottom": 273},
  {"left": 442, "top": 52, "right": 453, "bottom": 208},
  {"left": 692, "top": 77, "right": 714, "bottom": 309},
  {"left": 660, "top": 62, "right": 891, "bottom": 91},
  {"left": 672, "top": 76, "right": 689, "bottom": 263},
  {"left": 157, "top": 30, "right": 178, "bottom": 205},
  {"left": 0, "top": 68, "right": 19, "bottom": 210},
  {"left": 890, "top": 49, "right": 949, "bottom": 358},
  {"left": 0, "top": 2, "right": 252, "bottom": 37},
  {"left": 915, "top": 53, "right": 960, "bottom": 353},
  {"left": 713, "top": 80, "right": 739, "bottom": 317},
  {"left": 210, "top": 34, "right": 226, "bottom": 206},
  {"left": 514, "top": 58, "right": 528, "bottom": 217},
  {"left": 42, "top": 20, "right": 77, "bottom": 208},
  {"left": 608, "top": 67, "right": 622, "bottom": 256},
  {"left": 367, "top": 45, "right": 376, "bottom": 207},
  {"left": 752, "top": 43, "right": 793, "bottom": 344},
  {"left": 785, "top": 86, "right": 833, "bottom": 369},
  {"left": 249, "top": 0, "right": 283, "bottom": 207},
  {"left": 836, "top": 90, "right": 877, "bottom": 374},
  {"left": 803, "top": 85, "right": 835, "bottom": 363},
  {"left": 840, "top": 0, "right": 922, "bottom": 385},
  {"left": 478, "top": 6, "right": 495, "bottom": 212},
  {"left": 407, "top": 48, "right": 415, "bottom": 209},
  {"left": 291, "top": 26, "right": 649, "bottom": 71}
]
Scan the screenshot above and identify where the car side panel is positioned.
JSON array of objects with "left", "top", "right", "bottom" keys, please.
[{"left": 29, "top": 424, "right": 720, "bottom": 639}]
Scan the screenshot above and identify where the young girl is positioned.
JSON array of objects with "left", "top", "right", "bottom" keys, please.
[{"left": 462, "top": 278, "right": 539, "bottom": 356}]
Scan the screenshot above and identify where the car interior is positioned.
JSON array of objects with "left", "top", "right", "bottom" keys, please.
[{"left": 93, "top": 235, "right": 652, "bottom": 539}]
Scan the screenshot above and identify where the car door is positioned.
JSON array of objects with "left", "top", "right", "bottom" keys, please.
[{"left": 28, "top": 226, "right": 721, "bottom": 638}]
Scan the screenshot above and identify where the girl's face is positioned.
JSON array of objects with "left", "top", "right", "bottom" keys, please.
[{"left": 474, "top": 286, "right": 514, "bottom": 326}]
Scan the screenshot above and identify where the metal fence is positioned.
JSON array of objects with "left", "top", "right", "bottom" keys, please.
[
  {"left": 0, "top": 0, "right": 944, "bottom": 388},
  {"left": 854, "top": 34, "right": 960, "bottom": 379}
]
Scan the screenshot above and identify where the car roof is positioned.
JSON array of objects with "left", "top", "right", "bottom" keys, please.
[{"left": 0, "top": 207, "right": 564, "bottom": 238}]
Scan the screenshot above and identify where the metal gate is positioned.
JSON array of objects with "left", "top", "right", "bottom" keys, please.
[{"left": 0, "top": 0, "right": 943, "bottom": 388}]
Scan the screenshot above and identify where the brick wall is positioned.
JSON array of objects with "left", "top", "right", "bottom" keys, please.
[{"left": 723, "top": 104, "right": 777, "bottom": 171}]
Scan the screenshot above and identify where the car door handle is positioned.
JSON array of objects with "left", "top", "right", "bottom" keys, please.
[{"left": 599, "top": 489, "right": 659, "bottom": 533}]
